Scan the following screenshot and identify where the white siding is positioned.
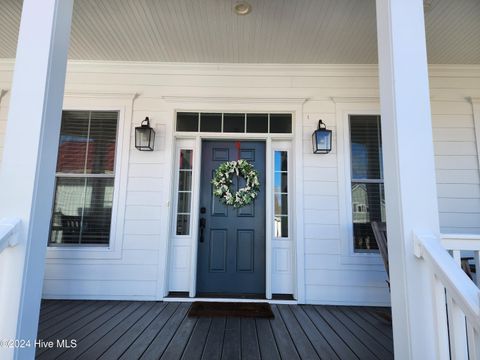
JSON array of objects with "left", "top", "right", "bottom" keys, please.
[{"left": 0, "top": 61, "right": 479, "bottom": 305}]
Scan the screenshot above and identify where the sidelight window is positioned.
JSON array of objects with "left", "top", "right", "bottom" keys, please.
[
  {"left": 274, "top": 151, "right": 289, "bottom": 238},
  {"left": 176, "top": 149, "right": 193, "bottom": 235}
]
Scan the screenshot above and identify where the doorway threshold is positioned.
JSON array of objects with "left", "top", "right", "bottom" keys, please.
[{"left": 163, "top": 296, "right": 297, "bottom": 305}]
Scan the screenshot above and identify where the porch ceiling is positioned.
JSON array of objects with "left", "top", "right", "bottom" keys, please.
[{"left": 1, "top": 0, "right": 479, "bottom": 64}]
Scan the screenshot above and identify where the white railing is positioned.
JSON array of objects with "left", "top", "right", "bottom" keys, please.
[
  {"left": 0, "top": 217, "right": 21, "bottom": 253},
  {"left": 442, "top": 234, "right": 480, "bottom": 288},
  {"left": 415, "top": 233, "right": 480, "bottom": 360}
]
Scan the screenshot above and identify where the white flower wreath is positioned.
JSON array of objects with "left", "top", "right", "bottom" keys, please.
[{"left": 211, "top": 159, "right": 260, "bottom": 208}]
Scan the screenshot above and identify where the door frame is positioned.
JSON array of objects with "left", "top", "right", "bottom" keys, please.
[{"left": 161, "top": 100, "right": 306, "bottom": 302}]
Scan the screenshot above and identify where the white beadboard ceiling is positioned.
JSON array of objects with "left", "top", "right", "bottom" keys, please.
[{"left": 0, "top": 0, "right": 479, "bottom": 64}]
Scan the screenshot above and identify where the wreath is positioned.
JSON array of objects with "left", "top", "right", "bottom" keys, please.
[{"left": 211, "top": 159, "right": 260, "bottom": 208}]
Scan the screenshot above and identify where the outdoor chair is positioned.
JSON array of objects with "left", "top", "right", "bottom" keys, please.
[
  {"left": 371, "top": 221, "right": 390, "bottom": 289},
  {"left": 371, "top": 221, "right": 475, "bottom": 290}
]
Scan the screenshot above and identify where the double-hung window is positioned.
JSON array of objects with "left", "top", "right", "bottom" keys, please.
[
  {"left": 349, "top": 115, "right": 385, "bottom": 252},
  {"left": 49, "top": 110, "right": 119, "bottom": 246}
]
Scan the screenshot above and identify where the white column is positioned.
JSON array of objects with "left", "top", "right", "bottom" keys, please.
[
  {"left": 0, "top": 0, "right": 73, "bottom": 359},
  {"left": 376, "top": 0, "right": 440, "bottom": 359}
]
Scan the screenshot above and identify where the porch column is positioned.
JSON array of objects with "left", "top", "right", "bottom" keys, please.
[
  {"left": 375, "top": 0, "right": 440, "bottom": 359},
  {"left": 0, "top": 0, "right": 73, "bottom": 359}
]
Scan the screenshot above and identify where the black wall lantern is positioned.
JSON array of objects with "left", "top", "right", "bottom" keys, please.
[
  {"left": 135, "top": 117, "right": 155, "bottom": 151},
  {"left": 312, "top": 119, "right": 332, "bottom": 154}
]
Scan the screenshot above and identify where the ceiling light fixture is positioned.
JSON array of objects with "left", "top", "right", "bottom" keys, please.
[{"left": 234, "top": 1, "right": 252, "bottom": 16}]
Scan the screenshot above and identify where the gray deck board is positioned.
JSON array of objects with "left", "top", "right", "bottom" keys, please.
[
  {"left": 278, "top": 305, "right": 320, "bottom": 360},
  {"left": 255, "top": 318, "right": 281, "bottom": 360},
  {"left": 314, "top": 306, "right": 378, "bottom": 360},
  {"left": 119, "top": 302, "right": 180, "bottom": 360},
  {"left": 36, "top": 300, "right": 394, "bottom": 360},
  {"left": 140, "top": 302, "right": 190, "bottom": 360},
  {"left": 201, "top": 317, "right": 226, "bottom": 360},
  {"left": 289, "top": 305, "right": 340, "bottom": 360},
  {"left": 77, "top": 301, "right": 156, "bottom": 360},
  {"left": 222, "top": 317, "right": 242, "bottom": 360},
  {"left": 240, "top": 318, "right": 261, "bottom": 360},
  {"left": 270, "top": 304, "right": 301, "bottom": 360},
  {"left": 181, "top": 317, "right": 211, "bottom": 360},
  {"left": 98, "top": 301, "right": 168, "bottom": 359}
]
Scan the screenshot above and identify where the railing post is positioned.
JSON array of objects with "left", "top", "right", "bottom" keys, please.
[{"left": 0, "top": 1, "right": 74, "bottom": 359}]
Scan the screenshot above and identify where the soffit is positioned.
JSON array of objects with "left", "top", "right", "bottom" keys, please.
[{"left": 0, "top": 0, "right": 478, "bottom": 64}]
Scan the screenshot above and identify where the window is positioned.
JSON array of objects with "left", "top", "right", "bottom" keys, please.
[
  {"left": 176, "top": 149, "right": 193, "bottom": 235},
  {"left": 49, "top": 111, "right": 118, "bottom": 246},
  {"left": 274, "top": 151, "right": 288, "bottom": 237},
  {"left": 350, "top": 115, "right": 385, "bottom": 252},
  {"left": 176, "top": 112, "right": 292, "bottom": 134}
]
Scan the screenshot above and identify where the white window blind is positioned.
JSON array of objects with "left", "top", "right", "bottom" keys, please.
[{"left": 49, "top": 111, "right": 118, "bottom": 246}]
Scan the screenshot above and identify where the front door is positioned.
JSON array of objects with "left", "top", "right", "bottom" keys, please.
[{"left": 197, "top": 140, "right": 266, "bottom": 296}]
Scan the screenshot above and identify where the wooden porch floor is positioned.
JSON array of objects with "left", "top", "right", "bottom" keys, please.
[{"left": 36, "top": 300, "right": 393, "bottom": 360}]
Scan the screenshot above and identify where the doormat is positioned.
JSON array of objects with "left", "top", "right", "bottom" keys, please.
[{"left": 188, "top": 302, "right": 274, "bottom": 318}]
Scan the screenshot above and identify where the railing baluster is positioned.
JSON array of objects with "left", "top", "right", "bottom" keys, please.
[
  {"left": 474, "top": 251, "right": 480, "bottom": 287},
  {"left": 453, "top": 250, "right": 461, "bottom": 266},
  {"left": 467, "top": 322, "right": 480, "bottom": 360},
  {"left": 432, "top": 274, "right": 450, "bottom": 360},
  {"left": 446, "top": 295, "right": 469, "bottom": 360}
]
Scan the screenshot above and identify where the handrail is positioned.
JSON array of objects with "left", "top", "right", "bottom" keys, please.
[
  {"left": 441, "top": 233, "right": 480, "bottom": 251},
  {"left": 0, "top": 217, "right": 21, "bottom": 253},
  {"left": 415, "top": 234, "right": 480, "bottom": 321},
  {"left": 415, "top": 233, "right": 480, "bottom": 359}
]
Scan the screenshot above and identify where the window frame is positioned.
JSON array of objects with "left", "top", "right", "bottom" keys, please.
[
  {"left": 349, "top": 115, "right": 385, "bottom": 253},
  {"left": 336, "top": 103, "right": 384, "bottom": 266},
  {"left": 46, "top": 96, "right": 132, "bottom": 260},
  {"left": 173, "top": 145, "right": 195, "bottom": 237},
  {"left": 49, "top": 110, "right": 119, "bottom": 247},
  {"left": 272, "top": 147, "right": 291, "bottom": 240}
]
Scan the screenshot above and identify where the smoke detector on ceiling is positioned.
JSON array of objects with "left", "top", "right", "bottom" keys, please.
[{"left": 234, "top": 1, "right": 252, "bottom": 16}]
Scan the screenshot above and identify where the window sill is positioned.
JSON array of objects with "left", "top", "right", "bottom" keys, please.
[{"left": 45, "top": 245, "right": 122, "bottom": 260}]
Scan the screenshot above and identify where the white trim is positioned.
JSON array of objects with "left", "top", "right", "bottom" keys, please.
[
  {"left": 293, "top": 103, "right": 305, "bottom": 303},
  {"left": 163, "top": 297, "right": 298, "bottom": 305},
  {"left": 265, "top": 137, "right": 273, "bottom": 299},
  {"left": 331, "top": 96, "right": 380, "bottom": 104},
  {"left": 1, "top": 59, "right": 479, "bottom": 77},
  {"left": 270, "top": 141, "right": 295, "bottom": 296},
  {"left": 45, "top": 95, "right": 134, "bottom": 260},
  {"left": 156, "top": 105, "right": 176, "bottom": 298},
  {"left": 166, "top": 103, "right": 303, "bottom": 301},
  {"left": 335, "top": 100, "right": 384, "bottom": 266},
  {"left": 469, "top": 98, "right": 480, "bottom": 182},
  {"left": 163, "top": 96, "right": 309, "bottom": 104}
]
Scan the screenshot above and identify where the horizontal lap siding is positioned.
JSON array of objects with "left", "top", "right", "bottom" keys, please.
[
  {"left": 0, "top": 62, "right": 478, "bottom": 304},
  {"left": 431, "top": 100, "right": 480, "bottom": 234}
]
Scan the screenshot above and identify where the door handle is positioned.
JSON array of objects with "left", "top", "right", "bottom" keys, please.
[{"left": 199, "top": 217, "right": 206, "bottom": 243}]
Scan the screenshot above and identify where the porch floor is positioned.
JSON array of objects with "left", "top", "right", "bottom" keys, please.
[{"left": 36, "top": 300, "right": 393, "bottom": 359}]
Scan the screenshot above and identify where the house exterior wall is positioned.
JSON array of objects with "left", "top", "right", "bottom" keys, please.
[{"left": 0, "top": 61, "right": 479, "bottom": 305}]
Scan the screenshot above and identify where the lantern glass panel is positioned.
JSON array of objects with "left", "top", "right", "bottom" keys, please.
[
  {"left": 313, "top": 130, "right": 332, "bottom": 153},
  {"left": 135, "top": 126, "right": 155, "bottom": 151}
]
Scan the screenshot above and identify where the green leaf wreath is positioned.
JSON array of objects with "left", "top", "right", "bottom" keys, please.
[{"left": 211, "top": 159, "right": 260, "bottom": 208}]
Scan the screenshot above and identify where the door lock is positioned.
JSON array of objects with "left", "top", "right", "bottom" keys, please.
[{"left": 199, "top": 217, "right": 206, "bottom": 243}]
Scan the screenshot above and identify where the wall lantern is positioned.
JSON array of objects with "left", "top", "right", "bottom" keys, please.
[
  {"left": 312, "top": 120, "right": 332, "bottom": 154},
  {"left": 135, "top": 117, "right": 155, "bottom": 151}
]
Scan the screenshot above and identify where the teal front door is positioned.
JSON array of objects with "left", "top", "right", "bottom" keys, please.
[{"left": 196, "top": 140, "right": 266, "bottom": 296}]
